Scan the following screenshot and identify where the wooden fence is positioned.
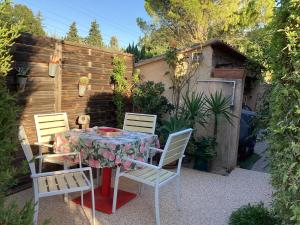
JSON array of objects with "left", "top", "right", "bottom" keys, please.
[{"left": 7, "top": 33, "right": 134, "bottom": 188}]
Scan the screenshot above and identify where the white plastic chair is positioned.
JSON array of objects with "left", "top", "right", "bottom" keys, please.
[
  {"left": 34, "top": 112, "right": 73, "bottom": 172},
  {"left": 123, "top": 112, "right": 157, "bottom": 134},
  {"left": 19, "top": 126, "right": 96, "bottom": 225},
  {"left": 112, "top": 128, "right": 192, "bottom": 225}
]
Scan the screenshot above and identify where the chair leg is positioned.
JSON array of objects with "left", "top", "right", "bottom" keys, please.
[
  {"left": 139, "top": 183, "right": 144, "bottom": 196},
  {"left": 81, "top": 191, "right": 84, "bottom": 206},
  {"left": 64, "top": 162, "right": 68, "bottom": 202},
  {"left": 176, "top": 176, "right": 181, "bottom": 210},
  {"left": 33, "top": 190, "right": 39, "bottom": 225},
  {"left": 112, "top": 166, "right": 120, "bottom": 213},
  {"left": 154, "top": 185, "right": 160, "bottom": 225},
  {"left": 91, "top": 187, "right": 96, "bottom": 225}
]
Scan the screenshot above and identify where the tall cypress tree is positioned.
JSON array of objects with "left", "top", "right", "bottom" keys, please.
[
  {"left": 86, "top": 20, "right": 103, "bottom": 47},
  {"left": 65, "top": 22, "right": 80, "bottom": 43},
  {"left": 109, "top": 36, "right": 119, "bottom": 50}
]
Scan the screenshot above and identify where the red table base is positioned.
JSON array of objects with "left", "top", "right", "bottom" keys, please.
[
  {"left": 72, "top": 168, "right": 136, "bottom": 214},
  {"left": 72, "top": 187, "right": 136, "bottom": 214}
]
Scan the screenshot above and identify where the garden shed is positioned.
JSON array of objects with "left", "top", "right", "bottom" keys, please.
[{"left": 135, "top": 39, "right": 260, "bottom": 173}]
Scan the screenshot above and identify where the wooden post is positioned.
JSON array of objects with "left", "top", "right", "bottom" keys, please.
[{"left": 54, "top": 41, "right": 62, "bottom": 112}]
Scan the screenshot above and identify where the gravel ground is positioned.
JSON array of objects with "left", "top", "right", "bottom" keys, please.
[{"left": 7, "top": 168, "right": 273, "bottom": 225}]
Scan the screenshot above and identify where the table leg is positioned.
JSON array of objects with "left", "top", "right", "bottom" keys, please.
[
  {"left": 101, "top": 167, "right": 112, "bottom": 196},
  {"left": 72, "top": 167, "right": 136, "bottom": 214}
]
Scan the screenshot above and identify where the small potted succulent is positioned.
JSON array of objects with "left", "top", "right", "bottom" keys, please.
[
  {"left": 49, "top": 55, "right": 59, "bottom": 77},
  {"left": 16, "top": 66, "right": 30, "bottom": 92},
  {"left": 78, "top": 76, "right": 89, "bottom": 96}
]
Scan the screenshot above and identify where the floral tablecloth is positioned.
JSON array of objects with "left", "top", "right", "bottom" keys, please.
[{"left": 54, "top": 127, "right": 159, "bottom": 170}]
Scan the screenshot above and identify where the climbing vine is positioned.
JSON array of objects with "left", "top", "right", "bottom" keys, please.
[{"left": 111, "top": 56, "right": 139, "bottom": 128}]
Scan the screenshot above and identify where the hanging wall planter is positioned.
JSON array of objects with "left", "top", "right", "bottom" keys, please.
[
  {"left": 49, "top": 55, "right": 59, "bottom": 77},
  {"left": 16, "top": 66, "right": 30, "bottom": 92},
  {"left": 78, "top": 76, "right": 89, "bottom": 96}
]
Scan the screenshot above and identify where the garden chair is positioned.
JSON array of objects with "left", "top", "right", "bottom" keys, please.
[
  {"left": 34, "top": 112, "right": 73, "bottom": 172},
  {"left": 112, "top": 128, "right": 193, "bottom": 225},
  {"left": 123, "top": 112, "right": 157, "bottom": 134},
  {"left": 19, "top": 126, "right": 96, "bottom": 225}
]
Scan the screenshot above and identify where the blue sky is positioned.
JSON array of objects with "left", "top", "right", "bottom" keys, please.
[{"left": 14, "top": 0, "right": 151, "bottom": 48}]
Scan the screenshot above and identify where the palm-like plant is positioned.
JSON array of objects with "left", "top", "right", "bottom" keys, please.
[
  {"left": 205, "top": 91, "right": 236, "bottom": 139},
  {"left": 180, "top": 92, "right": 207, "bottom": 128}
]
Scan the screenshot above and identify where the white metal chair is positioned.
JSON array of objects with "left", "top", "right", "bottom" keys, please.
[
  {"left": 34, "top": 112, "right": 72, "bottom": 172},
  {"left": 123, "top": 112, "right": 157, "bottom": 134},
  {"left": 19, "top": 126, "right": 96, "bottom": 225},
  {"left": 112, "top": 128, "right": 193, "bottom": 225}
]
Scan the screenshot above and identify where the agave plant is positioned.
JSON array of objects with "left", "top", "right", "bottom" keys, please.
[
  {"left": 205, "top": 91, "right": 236, "bottom": 139},
  {"left": 180, "top": 91, "right": 207, "bottom": 128}
]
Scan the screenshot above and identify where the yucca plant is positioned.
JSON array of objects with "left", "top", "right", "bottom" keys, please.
[
  {"left": 205, "top": 91, "right": 236, "bottom": 140},
  {"left": 180, "top": 91, "right": 207, "bottom": 128}
]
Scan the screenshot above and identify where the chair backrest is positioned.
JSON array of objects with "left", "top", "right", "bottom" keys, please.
[
  {"left": 123, "top": 113, "right": 157, "bottom": 134},
  {"left": 34, "top": 112, "right": 69, "bottom": 144},
  {"left": 159, "top": 128, "right": 193, "bottom": 167},
  {"left": 19, "top": 126, "right": 36, "bottom": 175}
]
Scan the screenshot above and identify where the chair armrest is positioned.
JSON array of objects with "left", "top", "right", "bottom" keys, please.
[
  {"left": 124, "top": 157, "right": 159, "bottom": 170},
  {"left": 31, "top": 167, "right": 92, "bottom": 178},
  {"left": 34, "top": 152, "right": 79, "bottom": 160},
  {"left": 34, "top": 142, "right": 53, "bottom": 148},
  {"left": 149, "top": 147, "right": 164, "bottom": 153}
]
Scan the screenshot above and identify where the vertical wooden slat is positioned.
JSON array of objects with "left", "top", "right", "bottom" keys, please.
[{"left": 55, "top": 41, "right": 62, "bottom": 113}]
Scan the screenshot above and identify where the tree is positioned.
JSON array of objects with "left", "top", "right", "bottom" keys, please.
[
  {"left": 0, "top": 2, "right": 45, "bottom": 36},
  {"left": 267, "top": 0, "right": 300, "bottom": 224},
  {"left": 109, "top": 36, "right": 119, "bottom": 50},
  {"left": 0, "top": 1, "right": 35, "bottom": 224},
  {"left": 86, "top": 20, "right": 103, "bottom": 47},
  {"left": 65, "top": 22, "right": 80, "bottom": 43},
  {"left": 137, "top": 0, "right": 274, "bottom": 55}
]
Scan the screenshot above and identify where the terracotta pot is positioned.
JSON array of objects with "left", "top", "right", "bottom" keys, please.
[
  {"left": 212, "top": 68, "right": 245, "bottom": 79},
  {"left": 17, "top": 76, "right": 27, "bottom": 92},
  {"left": 79, "top": 84, "right": 87, "bottom": 96},
  {"left": 49, "top": 63, "right": 58, "bottom": 77}
]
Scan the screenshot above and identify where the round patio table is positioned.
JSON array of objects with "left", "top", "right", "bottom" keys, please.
[{"left": 54, "top": 127, "right": 159, "bottom": 214}]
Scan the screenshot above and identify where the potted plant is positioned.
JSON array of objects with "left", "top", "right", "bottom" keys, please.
[
  {"left": 193, "top": 137, "right": 217, "bottom": 171},
  {"left": 78, "top": 76, "right": 89, "bottom": 96},
  {"left": 49, "top": 55, "right": 59, "bottom": 77},
  {"left": 16, "top": 66, "right": 30, "bottom": 92}
]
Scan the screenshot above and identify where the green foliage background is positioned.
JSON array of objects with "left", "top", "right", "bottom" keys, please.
[
  {"left": 0, "top": 0, "right": 35, "bottom": 224},
  {"left": 267, "top": 0, "right": 300, "bottom": 224}
]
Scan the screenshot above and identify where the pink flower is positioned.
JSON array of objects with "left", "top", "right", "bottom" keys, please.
[
  {"left": 85, "top": 140, "right": 93, "bottom": 148},
  {"left": 110, "top": 144, "right": 116, "bottom": 151},
  {"left": 140, "top": 145, "right": 145, "bottom": 153},
  {"left": 70, "top": 135, "right": 79, "bottom": 145},
  {"left": 115, "top": 156, "right": 122, "bottom": 165},
  {"left": 124, "top": 144, "right": 131, "bottom": 152},
  {"left": 123, "top": 160, "right": 132, "bottom": 170},
  {"left": 88, "top": 159, "right": 100, "bottom": 168},
  {"left": 137, "top": 157, "right": 144, "bottom": 162},
  {"left": 102, "top": 150, "right": 115, "bottom": 161}
]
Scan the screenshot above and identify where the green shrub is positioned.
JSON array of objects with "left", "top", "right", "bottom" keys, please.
[
  {"left": 229, "top": 203, "right": 280, "bottom": 225},
  {"left": 266, "top": 1, "right": 300, "bottom": 224},
  {"left": 132, "top": 81, "right": 173, "bottom": 125}
]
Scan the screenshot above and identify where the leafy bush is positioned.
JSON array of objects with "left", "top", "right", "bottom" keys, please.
[
  {"left": 132, "top": 81, "right": 173, "bottom": 125},
  {"left": 266, "top": 1, "right": 300, "bottom": 224},
  {"left": 229, "top": 203, "right": 280, "bottom": 225}
]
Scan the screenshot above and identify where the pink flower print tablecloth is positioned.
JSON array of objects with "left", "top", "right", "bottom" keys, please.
[{"left": 54, "top": 127, "right": 160, "bottom": 170}]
